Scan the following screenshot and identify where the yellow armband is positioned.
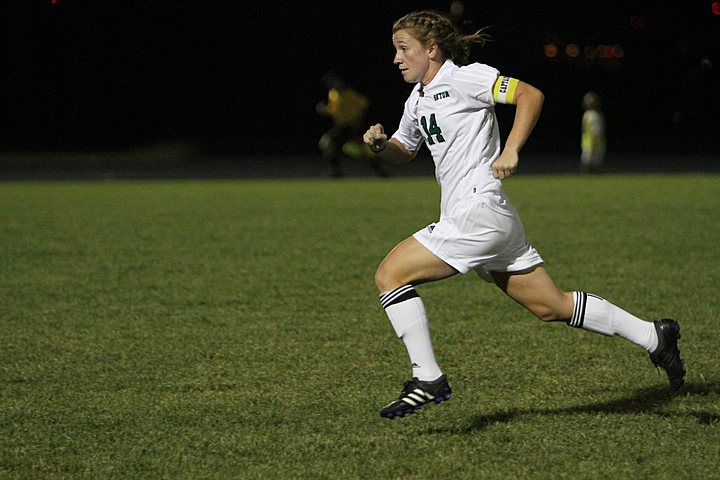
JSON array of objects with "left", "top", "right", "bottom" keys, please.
[{"left": 492, "top": 76, "right": 519, "bottom": 104}]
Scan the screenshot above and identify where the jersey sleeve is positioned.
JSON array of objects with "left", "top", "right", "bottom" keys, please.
[
  {"left": 453, "top": 63, "right": 500, "bottom": 107},
  {"left": 391, "top": 91, "right": 425, "bottom": 153}
]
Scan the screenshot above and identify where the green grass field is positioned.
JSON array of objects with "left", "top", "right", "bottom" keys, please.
[{"left": 1, "top": 174, "right": 719, "bottom": 479}]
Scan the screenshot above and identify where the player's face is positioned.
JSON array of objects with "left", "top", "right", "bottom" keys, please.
[{"left": 392, "top": 29, "right": 432, "bottom": 85}]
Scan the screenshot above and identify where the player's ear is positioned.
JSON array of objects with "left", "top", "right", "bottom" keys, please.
[{"left": 427, "top": 42, "right": 441, "bottom": 60}]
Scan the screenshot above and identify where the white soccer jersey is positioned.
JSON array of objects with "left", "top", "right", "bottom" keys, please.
[
  {"left": 392, "top": 60, "right": 503, "bottom": 217},
  {"left": 393, "top": 60, "right": 543, "bottom": 276}
]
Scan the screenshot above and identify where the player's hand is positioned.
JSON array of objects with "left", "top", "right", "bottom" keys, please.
[
  {"left": 492, "top": 150, "right": 519, "bottom": 179},
  {"left": 364, "top": 124, "right": 387, "bottom": 153}
]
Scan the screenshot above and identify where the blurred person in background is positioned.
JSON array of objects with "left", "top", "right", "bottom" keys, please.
[
  {"left": 316, "top": 70, "right": 389, "bottom": 178},
  {"left": 580, "top": 91, "right": 606, "bottom": 173}
]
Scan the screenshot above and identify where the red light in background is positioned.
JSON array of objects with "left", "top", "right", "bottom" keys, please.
[
  {"left": 713, "top": 2, "right": 720, "bottom": 15},
  {"left": 630, "top": 15, "right": 648, "bottom": 29},
  {"left": 543, "top": 44, "right": 559, "bottom": 58},
  {"left": 565, "top": 44, "right": 581, "bottom": 58}
]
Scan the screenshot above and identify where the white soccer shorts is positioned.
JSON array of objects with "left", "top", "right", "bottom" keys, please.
[{"left": 413, "top": 191, "right": 543, "bottom": 281}]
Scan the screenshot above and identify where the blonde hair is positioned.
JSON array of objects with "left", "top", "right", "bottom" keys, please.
[{"left": 393, "top": 10, "right": 491, "bottom": 65}]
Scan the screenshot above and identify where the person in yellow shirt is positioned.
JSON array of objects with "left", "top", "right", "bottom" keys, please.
[
  {"left": 317, "top": 70, "right": 388, "bottom": 177},
  {"left": 580, "top": 91, "right": 606, "bottom": 174}
]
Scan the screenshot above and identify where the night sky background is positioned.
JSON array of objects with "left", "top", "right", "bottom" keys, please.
[{"left": 2, "top": 0, "right": 719, "bottom": 160}]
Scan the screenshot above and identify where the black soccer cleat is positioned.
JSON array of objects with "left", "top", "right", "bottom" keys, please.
[
  {"left": 649, "top": 319, "right": 686, "bottom": 391},
  {"left": 380, "top": 374, "right": 451, "bottom": 419}
]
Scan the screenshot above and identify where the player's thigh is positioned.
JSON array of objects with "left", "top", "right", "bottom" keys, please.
[
  {"left": 375, "top": 236, "right": 457, "bottom": 291},
  {"left": 493, "top": 265, "right": 573, "bottom": 321},
  {"left": 320, "top": 126, "right": 348, "bottom": 153}
]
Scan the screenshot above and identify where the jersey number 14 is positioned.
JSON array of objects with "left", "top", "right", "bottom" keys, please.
[{"left": 420, "top": 114, "right": 445, "bottom": 145}]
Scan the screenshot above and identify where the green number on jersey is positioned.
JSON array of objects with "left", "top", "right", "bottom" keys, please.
[{"left": 420, "top": 113, "right": 445, "bottom": 145}]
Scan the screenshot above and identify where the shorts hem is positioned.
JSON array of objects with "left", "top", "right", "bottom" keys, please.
[
  {"left": 489, "top": 260, "right": 545, "bottom": 275},
  {"left": 412, "top": 232, "right": 470, "bottom": 274}
]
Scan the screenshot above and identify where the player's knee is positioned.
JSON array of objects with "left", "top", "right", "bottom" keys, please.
[
  {"left": 374, "top": 265, "right": 390, "bottom": 292},
  {"left": 318, "top": 135, "right": 333, "bottom": 154},
  {"left": 374, "top": 263, "right": 401, "bottom": 293}
]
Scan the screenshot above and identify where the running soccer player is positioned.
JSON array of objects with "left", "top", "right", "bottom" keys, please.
[{"left": 363, "top": 10, "right": 685, "bottom": 419}]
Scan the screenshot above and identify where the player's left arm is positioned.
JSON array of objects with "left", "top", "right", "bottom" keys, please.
[{"left": 491, "top": 77, "right": 544, "bottom": 180}]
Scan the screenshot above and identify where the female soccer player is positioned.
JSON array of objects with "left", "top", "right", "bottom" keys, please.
[{"left": 363, "top": 11, "right": 685, "bottom": 419}]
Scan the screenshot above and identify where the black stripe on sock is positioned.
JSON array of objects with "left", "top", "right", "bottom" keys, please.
[
  {"left": 568, "top": 291, "right": 587, "bottom": 328},
  {"left": 380, "top": 285, "right": 419, "bottom": 309}
]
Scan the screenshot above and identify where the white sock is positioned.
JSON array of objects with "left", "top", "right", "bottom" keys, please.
[
  {"left": 568, "top": 291, "right": 658, "bottom": 352},
  {"left": 380, "top": 285, "right": 443, "bottom": 381}
]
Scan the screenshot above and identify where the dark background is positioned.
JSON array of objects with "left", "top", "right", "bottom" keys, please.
[{"left": 2, "top": 0, "right": 719, "bottom": 165}]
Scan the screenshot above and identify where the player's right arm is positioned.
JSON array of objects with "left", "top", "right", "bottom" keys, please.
[{"left": 363, "top": 123, "right": 416, "bottom": 164}]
